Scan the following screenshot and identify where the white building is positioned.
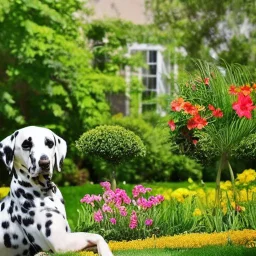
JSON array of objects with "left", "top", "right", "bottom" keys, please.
[{"left": 89, "top": 0, "right": 171, "bottom": 115}]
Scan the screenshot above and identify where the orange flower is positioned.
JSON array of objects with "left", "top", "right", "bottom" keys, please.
[
  {"left": 168, "top": 120, "right": 176, "bottom": 131},
  {"left": 183, "top": 102, "right": 198, "bottom": 115},
  {"left": 187, "top": 115, "right": 208, "bottom": 130},
  {"left": 229, "top": 85, "right": 240, "bottom": 95},
  {"left": 171, "top": 98, "right": 184, "bottom": 112},
  {"left": 252, "top": 83, "right": 256, "bottom": 90},
  {"left": 240, "top": 85, "right": 252, "bottom": 96}
]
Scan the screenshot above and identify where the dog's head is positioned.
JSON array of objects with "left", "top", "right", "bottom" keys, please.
[{"left": 0, "top": 126, "right": 67, "bottom": 178}]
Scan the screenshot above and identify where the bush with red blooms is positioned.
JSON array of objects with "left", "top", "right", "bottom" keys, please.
[{"left": 167, "top": 61, "right": 256, "bottom": 205}]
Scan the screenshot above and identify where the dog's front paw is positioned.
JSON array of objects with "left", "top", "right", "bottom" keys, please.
[{"left": 34, "top": 253, "right": 49, "bottom": 256}]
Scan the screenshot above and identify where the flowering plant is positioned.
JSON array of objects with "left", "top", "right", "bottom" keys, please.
[
  {"left": 77, "top": 182, "right": 164, "bottom": 241},
  {"left": 168, "top": 62, "right": 256, "bottom": 205}
]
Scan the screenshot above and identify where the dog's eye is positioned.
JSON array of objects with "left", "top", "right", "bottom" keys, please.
[
  {"left": 45, "top": 138, "right": 54, "bottom": 149},
  {"left": 21, "top": 140, "right": 32, "bottom": 150}
]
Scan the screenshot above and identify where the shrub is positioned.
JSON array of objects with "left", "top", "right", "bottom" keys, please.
[
  {"left": 106, "top": 116, "right": 202, "bottom": 182},
  {"left": 76, "top": 125, "right": 146, "bottom": 189}
]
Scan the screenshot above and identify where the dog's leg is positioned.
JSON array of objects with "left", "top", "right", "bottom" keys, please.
[{"left": 50, "top": 232, "right": 113, "bottom": 256}]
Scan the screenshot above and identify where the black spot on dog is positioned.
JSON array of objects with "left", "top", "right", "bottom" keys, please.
[
  {"left": 2, "top": 221, "right": 9, "bottom": 229},
  {"left": 4, "top": 146, "right": 14, "bottom": 166},
  {"left": 29, "top": 211, "right": 35, "bottom": 217},
  {"left": 22, "top": 218, "right": 34, "bottom": 226},
  {"left": 49, "top": 197, "right": 54, "bottom": 202},
  {"left": 1, "top": 202, "right": 5, "bottom": 211},
  {"left": 66, "top": 226, "right": 68, "bottom": 232},
  {"left": 28, "top": 243, "right": 42, "bottom": 255},
  {"left": 12, "top": 244, "right": 19, "bottom": 249},
  {"left": 13, "top": 234, "right": 18, "bottom": 239},
  {"left": 40, "top": 202, "right": 45, "bottom": 207},
  {"left": 13, "top": 169, "right": 18, "bottom": 179},
  {"left": 8, "top": 205, "right": 13, "bottom": 214},
  {"left": 14, "top": 131, "right": 19, "bottom": 137},
  {"left": 3, "top": 233, "right": 12, "bottom": 248},
  {"left": 24, "top": 193, "right": 34, "bottom": 200},
  {"left": 18, "top": 180, "right": 32, "bottom": 188},
  {"left": 11, "top": 135, "right": 14, "bottom": 141},
  {"left": 58, "top": 138, "right": 61, "bottom": 144},
  {"left": 22, "top": 238, "right": 28, "bottom": 245},
  {"left": 0, "top": 143, "right": 2, "bottom": 148},
  {"left": 11, "top": 215, "right": 16, "bottom": 223},
  {"left": 45, "top": 138, "right": 54, "bottom": 149},
  {"left": 45, "top": 220, "right": 52, "bottom": 228},
  {"left": 46, "top": 228, "right": 51, "bottom": 237},
  {"left": 33, "top": 190, "right": 40, "bottom": 197},
  {"left": 37, "top": 224, "right": 41, "bottom": 231},
  {"left": 21, "top": 139, "right": 32, "bottom": 151},
  {"left": 23, "top": 249, "right": 28, "bottom": 255},
  {"left": 15, "top": 206, "right": 18, "bottom": 211},
  {"left": 27, "top": 233, "right": 34, "bottom": 243},
  {"left": 21, "top": 207, "right": 28, "bottom": 214},
  {"left": 20, "top": 169, "right": 24, "bottom": 174},
  {"left": 46, "top": 213, "right": 52, "bottom": 218}
]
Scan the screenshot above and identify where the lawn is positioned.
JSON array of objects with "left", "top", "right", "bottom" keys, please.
[{"left": 51, "top": 246, "right": 256, "bottom": 256}]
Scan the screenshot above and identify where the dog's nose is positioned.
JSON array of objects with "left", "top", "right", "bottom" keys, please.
[{"left": 39, "top": 155, "right": 50, "bottom": 170}]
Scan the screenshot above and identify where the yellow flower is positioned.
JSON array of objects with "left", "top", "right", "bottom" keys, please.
[
  {"left": 193, "top": 208, "right": 202, "bottom": 216},
  {"left": 109, "top": 230, "right": 256, "bottom": 251},
  {"left": 236, "top": 169, "right": 256, "bottom": 185}
]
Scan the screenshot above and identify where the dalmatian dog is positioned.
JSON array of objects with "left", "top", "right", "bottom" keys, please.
[{"left": 0, "top": 126, "right": 113, "bottom": 256}]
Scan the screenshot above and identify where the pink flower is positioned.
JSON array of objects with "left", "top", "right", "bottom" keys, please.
[
  {"left": 132, "top": 185, "right": 152, "bottom": 198},
  {"left": 93, "top": 209, "right": 103, "bottom": 222},
  {"left": 129, "top": 210, "right": 138, "bottom": 229},
  {"left": 102, "top": 203, "right": 112, "bottom": 213},
  {"left": 80, "top": 194, "right": 102, "bottom": 205},
  {"left": 118, "top": 206, "right": 127, "bottom": 216},
  {"left": 232, "top": 93, "right": 255, "bottom": 119},
  {"left": 115, "top": 188, "right": 131, "bottom": 205},
  {"left": 100, "top": 181, "right": 111, "bottom": 191},
  {"left": 110, "top": 218, "right": 116, "bottom": 225},
  {"left": 145, "top": 219, "right": 153, "bottom": 226}
]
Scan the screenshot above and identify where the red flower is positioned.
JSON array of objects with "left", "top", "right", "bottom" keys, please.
[
  {"left": 208, "top": 104, "right": 215, "bottom": 111},
  {"left": 171, "top": 98, "right": 184, "bottom": 112},
  {"left": 212, "top": 108, "right": 223, "bottom": 118},
  {"left": 168, "top": 120, "right": 176, "bottom": 131},
  {"left": 208, "top": 104, "right": 223, "bottom": 118},
  {"left": 229, "top": 85, "right": 240, "bottom": 95},
  {"left": 204, "top": 77, "right": 210, "bottom": 85},
  {"left": 183, "top": 102, "right": 198, "bottom": 115},
  {"left": 232, "top": 93, "right": 255, "bottom": 119},
  {"left": 192, "top": 139, "right": 198, "bottom": 145},
  {"left": 240, "top": 85, "right": 252, "bottom": 96},
  {"left": 187, "top": 115, "right": 208, "bottom": 130}
]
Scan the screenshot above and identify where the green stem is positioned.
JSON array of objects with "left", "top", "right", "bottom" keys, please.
[
  {"left": 227, "top": 161, "right": 237, "bottom": 203},
  {"left": 111, "top": 169, "right": 116, "bottom": 191},
  {"left": 215, "top": 154, "right": 225, "bottom": 207}
]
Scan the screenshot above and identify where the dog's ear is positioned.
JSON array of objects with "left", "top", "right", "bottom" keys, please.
[
  {"left": 52, "top": 133, "right": 67, "bottom": 172},
  {"left": 0, "top": 131, "right": 18, "bottom": 173}
]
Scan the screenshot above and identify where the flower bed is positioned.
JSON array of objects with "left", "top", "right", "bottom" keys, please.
[{"left": 79, "top": 229, "right": 256, "bottom": 255}]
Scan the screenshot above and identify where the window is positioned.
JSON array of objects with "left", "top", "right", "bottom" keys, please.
[{"left": 127, "top": 44, "right": 169, "bottom": 115}]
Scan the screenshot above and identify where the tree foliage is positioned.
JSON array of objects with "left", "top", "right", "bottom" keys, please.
[{"left": 0, "top": 0, "right": 125, "bottom": 145}]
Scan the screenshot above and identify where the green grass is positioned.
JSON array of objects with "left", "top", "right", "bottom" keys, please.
[
  {"left": 51, "top": 246, "right": 256, "bottom": 256},
  {"left": 60, "top": 182, "right": 215, "bottom": 230}
]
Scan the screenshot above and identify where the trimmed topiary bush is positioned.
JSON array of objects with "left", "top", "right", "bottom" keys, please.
[{"left": 76, "top": 125, "right": 146, "bottom": 189}]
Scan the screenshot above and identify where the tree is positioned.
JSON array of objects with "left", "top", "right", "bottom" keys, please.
[
  {"left": 145, "top": 0, "right": 256, "bottom": 72},
  {"left": 0, "top": 0, "right": 125, "bottom": 148},
  {"left": 76, "top": 125, "right": 146, "bottom": 190}
]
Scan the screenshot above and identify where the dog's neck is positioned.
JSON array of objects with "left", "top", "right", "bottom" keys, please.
[{"left": 10, "top": 165, "right": 56, "bottom": 197}]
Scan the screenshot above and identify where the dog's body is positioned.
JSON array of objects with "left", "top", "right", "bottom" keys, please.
[{"left": 0, "top": 126, "right": 113, "bottom": 256}]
